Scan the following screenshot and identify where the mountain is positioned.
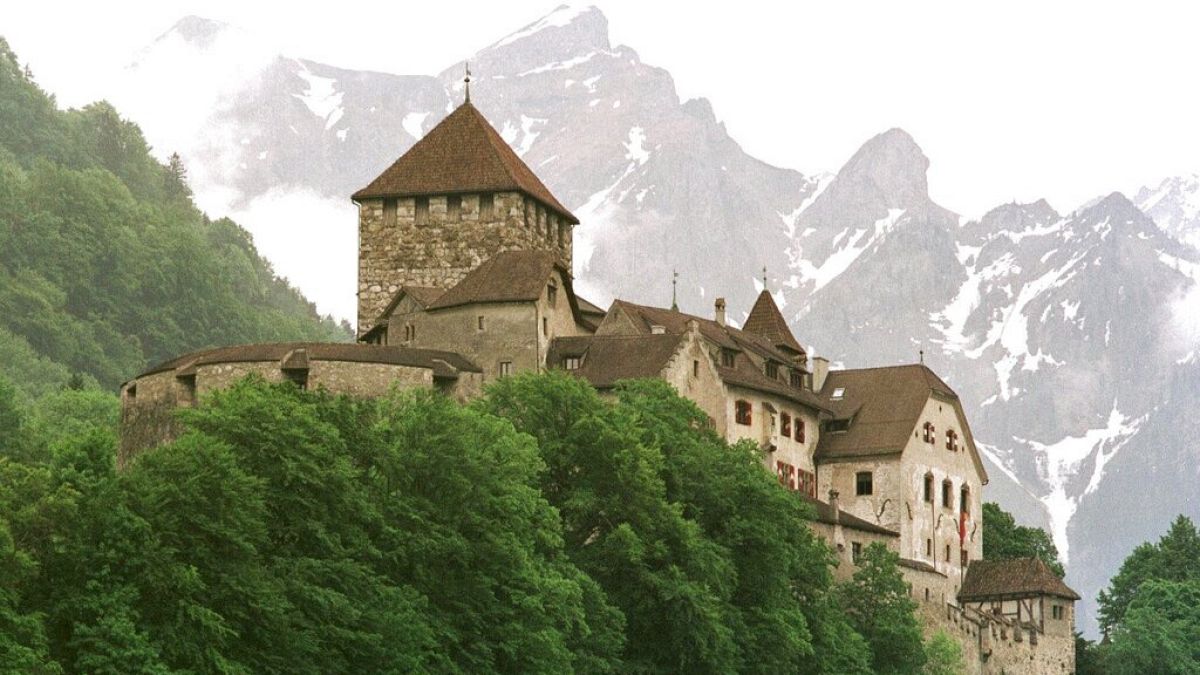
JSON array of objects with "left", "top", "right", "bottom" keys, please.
[
  {"left": 96, "top": 7, "right": 1200, "bottom": 636},
  {"left": 0, "top": 37, "right": 349, "bottom": 398},
  {"left": 1134, "top": 174, "right": 1200, "bottom": 249}
]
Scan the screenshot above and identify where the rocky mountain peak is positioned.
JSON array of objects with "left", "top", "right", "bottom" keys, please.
[
  {"left": 473, "top": 5, "right": 610, "bottom": 71},
  {"left": 156, "top": 15, "right": 230, "bottom": 47}
]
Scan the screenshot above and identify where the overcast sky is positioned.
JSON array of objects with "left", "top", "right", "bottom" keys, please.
[{"left": 3, "top": 1, "right": 1197, "bottom": 218}]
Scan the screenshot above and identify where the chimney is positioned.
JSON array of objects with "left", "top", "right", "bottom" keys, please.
[
  {"left": 812, "top": 356, "right": 830, "bottom": 392},
  {"left": 828, "top": 489, "right": 841, "bottom": 525},
  {"left": 715, "top": 297, "right": 726, "bottom": 326},
  {"left": 686, "top": 318, "right": 699, "bottom": 334}
]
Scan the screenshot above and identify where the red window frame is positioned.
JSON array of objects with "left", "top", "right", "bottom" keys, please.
[
  {"left": 796, "top": 418, "right": 805, "bottom": 443},
  {"left": 798, "top": 468, "right": 816, "bottom": 497},
  {"left": 781, "top": 413, "right": 792, "bottom": 438},
  {"left": 776, "top": 461, "right": 797, "bottom": 490}
]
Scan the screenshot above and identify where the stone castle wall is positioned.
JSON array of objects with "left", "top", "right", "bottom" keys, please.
[
  {"left": 119, "top": 357, "right": 478, "bottom": 464},
  {"left": 357, "top": 191, "right": 573, "bottom": 330}
]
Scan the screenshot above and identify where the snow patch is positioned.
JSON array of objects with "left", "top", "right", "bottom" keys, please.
[
  {"left": 292, "top": 63, "right": 344, "bottom": 130},
  {"left": 623, "top": 127, "right": 649, "bottom": 165},
  {"left": 791, "top": 209, "right": 905, "bottom": 292},
  {"left": 402, "top": 112, "right": 429, "bottom": 140}
]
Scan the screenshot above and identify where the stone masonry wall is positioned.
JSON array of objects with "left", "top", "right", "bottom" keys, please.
[{"left": 357, "top": 191, "right": 573, "bottom": 331}]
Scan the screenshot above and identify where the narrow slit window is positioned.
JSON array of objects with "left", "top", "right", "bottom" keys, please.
[
  {"left": 415, "top": 196, "right": 429, "bottom": 225},
  {"left": 447, "top": 195, "right": 462, "bottom": 221},
  {"left": 383, "top": 198, "right": 397, "bottom": 226},
  {"left": 480, "top": 193, "right": 494, "bottom": 219}
]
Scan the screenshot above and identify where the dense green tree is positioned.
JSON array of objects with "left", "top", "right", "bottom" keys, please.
[
  {"left": 479, "top": 372, "right": 872, "bottom": 673},
  {"left": 0, "top": 374, "right": 24, "bottom": 457},
  {"left": 1075, "top": 632, "right": 1106, "bottom": 675},
  {"left": 982, "top": 501, "right": 1064, "bottom": 576},
  {"left": 1104, "top": 580, "right": 1200, "bottom": 674},
  {"left": 0, "top": 38, "right": 347, "bottom": 397},
  {"left": 1098, "top": 515, "right": 1200, "bottom": 638},
  {"left": 922, "top": 630, "right": 964, "bottom": 675},
  {"left": 836, "top": 542, "right": 927, "bottom": 674}
]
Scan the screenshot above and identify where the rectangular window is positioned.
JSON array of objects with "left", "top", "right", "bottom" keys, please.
[
  {"left": 855, "top": 471, "right": 873, "bottom": 496},
  {"left": 924, "top": 473, "right": 934, "bottom": 503},
  {"left": 477, "top": 316, "right": 485, "bottom": 331},
  {"left": 565, "top": 357, "right": 581, "bottom": 371},
  {"left": 852, "top": 542, "right": 863, "bottom": 564},
  {"left": 415, "top": 196, "right": 429, "bottom": 225},
  {"left": 1052, "top": 605, "right": 1063, "bottom": 620},
  {"left": 543, "top": 317, "right": 548, "bottom": 336},
  {"left": 781, "top": 413, "right": 792, "bottom": 438},
  {"left": 798, "top": 469, "right": 816, "bottom": 497},
  {"left": 796, "top": 418, "right": 805, "bottom": 443},
  {"left": 720, "top": 349, "right": 736, "bottom": 368},
  {"left": 447, "top": 195, "right": 461, "bottom": 221},
  {"left": 693, "top": 360, "right": 699, "bottom": 377},
  {"left": 926, "top": 539, "right": 932, "bottom": 556},
  {"left": 480, "top": 193, "right": 494, "bottom": 219},
  {"left": 765, "top": 361, "right": 779, "bottom": 378},
  {"left": 735, "top": 400, "right": 752, "bottom": 425},
  {"left": 945, "top": 544, "right": 951, "bottom": 562},
  {"left": 499, "top": 361, "right": 513, "bottom": 377},
  {"left": 961, "top": 549, "right": 969, "bottom": 567},
  {"left": 547, "top": 281, "right": 558, "bottom": 306},
  {"left": 943, "top": 480, "right": 953, "bottom": 509},
  {"left": 383, "top": 198, "right": 397, "bottom": 226},
  {"left": 831, "top": 387, "right": 845, "bottom": 400},
  {"left": 790, "top": 371, "right": 803, "bottom": 388}
]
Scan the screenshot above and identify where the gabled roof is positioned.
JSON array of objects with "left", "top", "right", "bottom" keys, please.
[
  {"left": 351, "top": 102, "right": 577, "bottom": 223},
  {"left": 814, "top": 364, "right": 987, "bottom": 482},
  {"left": 602, "top": 300, "right": 829, "bottom": 413},
  {"left": 549, "top": 333, "right": 685, "bottom": 389},
  {"left": 959, "top": 558, "right": 1080, "bottom": 601},
  {"left": 134, "top": 342, "right": 480, "bottom": 382},
  {"left": 378, "top": 285, "right": 445, "bottom": 323},
  {"left": 426, "top": 250, "right": 562, "bottom": 309},
  {"left": 743, "top": 290, "right": 805, "bottom": 355},
  {"left": 576, "top": 295, "right": 608, "bottom": 317}
]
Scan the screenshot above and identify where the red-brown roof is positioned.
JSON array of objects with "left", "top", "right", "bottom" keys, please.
[
  {"left": 959, "top": 558, "right": 1080, "bottom": 601},
  {"left": 425, "top": 250, "right": 561, "bottom": 309},
  {"left": 549, "top": 333, "right": 685, "bottom": 389},
  {"left": 134, "top": 342, "right": 480, "bottom": 381},
  {"left": 743, "top": 290, "right": 805, "bottom": 355},
  {"left": 351, "top": 102, "right": 577, "bottom": 223}
]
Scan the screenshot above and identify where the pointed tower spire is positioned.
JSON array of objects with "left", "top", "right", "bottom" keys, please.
[
  {"left": 762, "top": 265, "right": 768, "bottom": 290},
  {"left": 671, "top": 269, "right": 679, "bottom": 311},
  {"left": 463, "top": 62, "right": 472, "bottom": 104}
]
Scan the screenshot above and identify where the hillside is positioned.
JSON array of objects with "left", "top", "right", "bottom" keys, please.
[{"left": 0, "top": 37, "right": 349, "bottom": 398}]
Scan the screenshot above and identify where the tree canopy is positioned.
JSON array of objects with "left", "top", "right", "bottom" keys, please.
[{"left": 982, "top": 501, "right": 1064, "bottom": 576}]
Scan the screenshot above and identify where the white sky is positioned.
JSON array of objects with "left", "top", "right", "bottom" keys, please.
[{"left": 4, "top": 1, "right": 1199, "bottom": 219}]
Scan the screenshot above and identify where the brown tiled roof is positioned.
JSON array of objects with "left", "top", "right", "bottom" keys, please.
[
  {"left": 743, "top": 290, "right": 805, "bottom": 355},
  {"left": 959, "top": 558, "right": 1080, "bottom": 601},
  {"left": 799, "top": 494, "right": 899, "bottom": 536},
  {"left": 377, "top": 285, "right": 445, "bottom": 325},
  {"left": 576, "top": 295, "right": 607, "bottom": 317},
  {"left": 549, "top": 333, "right": 685, "bottom": 389},
  {"left": 134, "top": 342, "right": 480, "bottom": 381},
  {"left": 603, "top": 300, "right": 829, "bottom": 413},
  {"left": 351, "top": 102, "right": 577, "bottom": 223},
  {"left": 426, "top": 250, "right": 560, "bottom": 309},
  {"left": 814, "top": 365, "right": 987, "bottom": 484}
]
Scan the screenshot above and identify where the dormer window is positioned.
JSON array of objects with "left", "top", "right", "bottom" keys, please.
[
  {"left": 831, "top": 387, "right": 845, "bottom": 400},
  {"left": 765, "top": 361, "right": 779, "bottom": 379},
  {"left": 720, "top": 349, "right": 736, "bottom": 368},
  {"left": 790, "top": 371, "right": 803, "bottom": 388},
  {"left": 564, "top": 357, "right": 581, "bottom": 371}
]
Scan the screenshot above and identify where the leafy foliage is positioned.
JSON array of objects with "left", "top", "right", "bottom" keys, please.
[
  {"left": 921, "top": 630, "right": 964, "bottom": 675},
  {"left": 982, "top": 501, "right": 1065, "bottom": 576},
  {"left": 1098, "top": 515, "right": 1200, "bottom": 638},
  {"left": 836, "top": 542, "right": 927, "bottom": 674},
  {"left": 0, "top": 37, "right": 348, "bottom": 397}
]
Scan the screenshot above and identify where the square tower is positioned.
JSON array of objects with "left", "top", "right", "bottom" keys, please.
[{"left": 351, "top": 102, "right": 578, "bottom": 333}]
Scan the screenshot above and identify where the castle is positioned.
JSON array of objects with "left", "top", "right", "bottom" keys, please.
[{"left": 119, "top": 97, "right": 1078, "bottom": 674}]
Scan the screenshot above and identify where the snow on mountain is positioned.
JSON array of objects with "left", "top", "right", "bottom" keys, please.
[
  {"left": 1135, "top": 174, "right": 1200, "bottom": 250},
  {"left": 102, "top": 6, "right": 1200, "bottom": 637}
]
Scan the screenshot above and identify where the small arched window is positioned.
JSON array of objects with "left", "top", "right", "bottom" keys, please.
[
  {"left": 924, "top": 472, "right": 934, "bottom": 503},
  {"left": 942, "top": 479, "right": 953, "bottom": 509},
  {"left": 735, "top": 400, "right": 752, "bottom": 426},
  {"left": 960, "top": 485, "right": 971, "bottom": 514}
]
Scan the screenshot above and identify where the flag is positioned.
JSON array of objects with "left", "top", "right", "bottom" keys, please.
[{"left": 959, "top": 510, "right": 969, "bottom": 545}]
